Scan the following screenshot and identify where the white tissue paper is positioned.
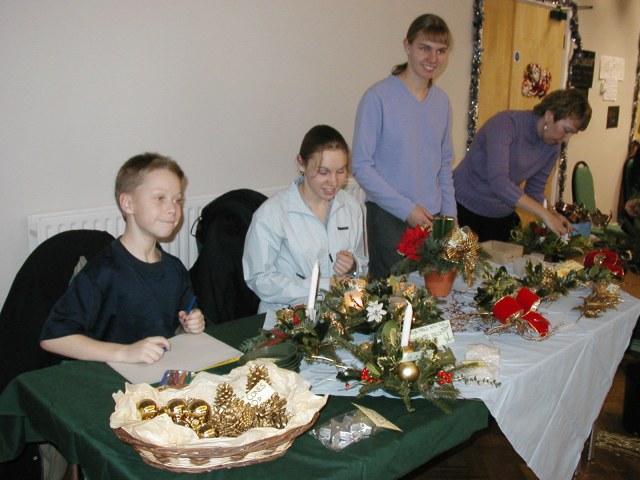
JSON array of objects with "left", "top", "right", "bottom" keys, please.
[{"left": 463, "top": 343, "right": 500, "bottom": 382}]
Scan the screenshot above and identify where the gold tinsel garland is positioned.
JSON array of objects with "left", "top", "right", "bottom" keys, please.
[{"left": 574, "top": 281, "right": 622, "bottom": 318}]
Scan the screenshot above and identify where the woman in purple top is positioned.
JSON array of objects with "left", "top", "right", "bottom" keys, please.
[
  {"left": 352, "top": 14, "right": 456, "bottom": 278},
  {"left": 454, "top": 89, "right": 591, "bottom": 242}
]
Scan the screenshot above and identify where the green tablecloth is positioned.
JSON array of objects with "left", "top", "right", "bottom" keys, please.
[{"left": 0, "top": 315, "right": 488, "bottom": 479}]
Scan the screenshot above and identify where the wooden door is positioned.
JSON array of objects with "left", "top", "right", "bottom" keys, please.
[{"left": 478, "top": 0, "right": 567, "bottom": 226}]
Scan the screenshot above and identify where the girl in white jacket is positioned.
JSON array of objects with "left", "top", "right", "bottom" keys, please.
[{"left": 243, "top": 125, "right": 368, "bottom": 328}]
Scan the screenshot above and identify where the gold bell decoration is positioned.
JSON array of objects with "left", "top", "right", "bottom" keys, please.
[{"left": 443, "top": 226, "right": 481, "bottom": 287}]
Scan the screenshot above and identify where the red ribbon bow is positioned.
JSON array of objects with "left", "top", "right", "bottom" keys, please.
[
  {"left": 583, "top": 249, "right": 624, "bottom": 278},
  {"left": 492, "top": 287, "right": 550, "bottom": 336}
]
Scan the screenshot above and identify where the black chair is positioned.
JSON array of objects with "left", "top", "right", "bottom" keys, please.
[
  {"left": 0, "top": 229, "right": 114, "bottom": 478},
  {"left": 190, "top": 189, "right": 267, "bottom": 324}
]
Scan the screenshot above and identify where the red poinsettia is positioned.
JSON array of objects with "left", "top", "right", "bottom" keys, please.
[{"left": 397, "top": 225, "right": 431, "bottom": 261}]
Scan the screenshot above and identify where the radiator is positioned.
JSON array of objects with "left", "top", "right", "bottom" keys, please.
[
  {"left": 27, "top": 190, "right": 275, "bottom": 268},
  {"left": 27, "top": 180, "right": 365, "bottom": 268}
]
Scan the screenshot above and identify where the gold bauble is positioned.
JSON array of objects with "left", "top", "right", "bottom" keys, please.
[
  {"left": 187, "top": 398, "right": 211, "bottom": 421},
  {"left": 397, "top": 361, "right": 420, "bottom": 382},
  {"left": 197, "top": 421, "right": 219, "bottom": 438},
  {"left": 137, "top": 399, "right": 158, "bottom": 420},
  {"left": 165, "top": 398, "right": 188, "bottom": 424}
]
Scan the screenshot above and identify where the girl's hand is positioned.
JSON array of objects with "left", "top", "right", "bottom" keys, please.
[
  {"left": 179, "top": 308, "right": 205, "bottom": 334},
  {"left": 407, "top": 205, "right": 434, "bottom": 228},
  {"left": 333, "top": 250, "right": 356, "bottom": 275}
]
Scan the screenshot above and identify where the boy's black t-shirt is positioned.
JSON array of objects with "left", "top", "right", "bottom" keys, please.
[{"left": 40, "top": 239, "right": 194, "bottom": 344}]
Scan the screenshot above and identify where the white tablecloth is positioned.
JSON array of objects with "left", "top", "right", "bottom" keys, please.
[{"left": 300, "top": 275, "right": 640, "bottom": 480}]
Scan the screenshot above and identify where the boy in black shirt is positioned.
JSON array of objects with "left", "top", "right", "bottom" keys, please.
[{"left": 41, "top": 153, "right": 205, "bottom": 364}]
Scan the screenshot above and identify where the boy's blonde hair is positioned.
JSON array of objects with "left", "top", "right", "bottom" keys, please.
[{"left": 115, "top": 152, "right": 186, "bottom": 217}]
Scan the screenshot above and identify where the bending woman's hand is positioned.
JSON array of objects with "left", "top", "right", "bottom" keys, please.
[
  {"left": 542, "top": 210, "right": 572, "bottom": 236},
  {"left": 406, "top": 206, "right": 434, "bottom": 228},
  {"left": 516, "top": 194, "right": 571, "bottom": 237}
]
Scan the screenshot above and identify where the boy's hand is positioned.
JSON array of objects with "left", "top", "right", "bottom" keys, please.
[
  {"left": 179, "top": 308, "right": 205, "bottom": 334},
  {"left": 125, "top": 336, "right": 171, "bottom": 364}
]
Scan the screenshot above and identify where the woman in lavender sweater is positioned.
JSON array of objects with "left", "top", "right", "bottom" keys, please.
[
  {"left": 454, "top": 89, "right": 591, "bottom": 242},
  {"left": 352, "top": 14, "right": 456, "bottom": 279}
]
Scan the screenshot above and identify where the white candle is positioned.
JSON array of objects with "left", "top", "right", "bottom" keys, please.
[
  {"left": 400, "top": 302, "right": 413, "bottom": 347},
  {"left": 307, "top": 261, "right": 319, "bottom": 312}
]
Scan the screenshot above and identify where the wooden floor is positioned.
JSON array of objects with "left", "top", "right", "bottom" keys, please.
[{"left": 402, "top": 351, "right": 640, "bottom": 480}]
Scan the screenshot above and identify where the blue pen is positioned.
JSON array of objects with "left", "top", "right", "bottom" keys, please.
[{"left": 185, "top": 295, "right": 197, "bottom": 314}]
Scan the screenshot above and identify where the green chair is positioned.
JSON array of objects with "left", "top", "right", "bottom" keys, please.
[{"left": 572, "top": 161, "right": 596, "bottom": 211}]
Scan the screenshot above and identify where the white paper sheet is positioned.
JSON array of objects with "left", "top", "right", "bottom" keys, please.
[{"left": 107, "top": 333, "right": 242, "bottom": 384}]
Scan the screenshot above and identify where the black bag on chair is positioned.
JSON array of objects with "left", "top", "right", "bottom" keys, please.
[{"left": 189, "top": 189, "right": 267, "bottom": 324}]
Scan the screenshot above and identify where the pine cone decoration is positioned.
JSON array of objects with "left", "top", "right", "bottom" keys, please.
[
  {"left": 246, "top": 364, "right": 271, "bottom": 390},
  {"left": 238, "top": 403, "right": 256, "bottom": 432},
  {"left": 252, "top": 403, "right": 272, "bottom": 428},
  {"left": 252, "top": 393, "right": 290, "bottom": 429},
  {"left": 213, "top": 383, "right": 235, "bottom": 411},
  {"left": 217, "top": 398, "right": 247, "bottom": 437}
]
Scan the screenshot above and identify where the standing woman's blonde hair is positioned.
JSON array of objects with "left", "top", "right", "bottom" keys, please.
[{"left": 392, "top": 14, "right": 452, "bottom": 76}]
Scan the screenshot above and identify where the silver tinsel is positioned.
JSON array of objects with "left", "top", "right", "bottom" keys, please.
[
  {"left": 466, "top": 0, "right": 484, "bottom": 150},
  {"left": 629, "top": 32, "right": 640, "bottom": 145},
  {"left": 558, "top": 2, "right": 583, "bottom": 202}
]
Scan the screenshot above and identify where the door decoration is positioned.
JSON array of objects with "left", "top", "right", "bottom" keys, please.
[{"left": 522, "top": 63, "right": 552, "bottom": 98}]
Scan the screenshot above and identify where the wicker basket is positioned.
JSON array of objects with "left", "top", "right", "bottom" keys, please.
[
  {"left": 113, "top": 409, "right": 320, "bottom": 472},
  {"left": 110, "top": 361, "right": 326, "bottom": 473}
]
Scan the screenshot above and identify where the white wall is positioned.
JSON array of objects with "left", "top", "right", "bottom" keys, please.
[
  {"left": 0, "top": 0, "right": 473, "bottom": 303},
  {"left": 1, "top": 0, "right": 638, "bottom": 306},
  {"left": 566, "top": 0, "right": 640, "bottom": 213}
]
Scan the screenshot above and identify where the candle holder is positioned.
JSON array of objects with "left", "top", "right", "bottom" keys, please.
[{"left": 343, "top": 290, "right": 364, "bottom": 310}]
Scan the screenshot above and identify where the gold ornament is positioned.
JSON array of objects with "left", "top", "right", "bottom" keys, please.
[
  {"left": 397, "top": 361, "right": 420, "bottom": 382},
  {"left": 197, "top": 421, "right": 219, "bottom": 438},
  {"left": 575, "top": 281, "right": 622, "bottom": 318},
  {"left": 137, "top": 399, "right": 158, "bottom": 420},
  {"left": 187, "top": 399, "right": 211, "bottom": 422},
  {"left": 443, "top": 227, "right": 481, "bottom": 286},
  {"left": 246, "top": 364, "right": 271, "bottom": 391},
  {"left": 213, "top": 383, "right": 234, "bottom": 411},
  {"left": 164, "top": 398, "right": 189, "bottom": 425}
]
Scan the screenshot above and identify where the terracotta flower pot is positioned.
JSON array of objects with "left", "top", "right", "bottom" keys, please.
[{"left": 423, "top": 269, "right": 457, "bottom": 297}]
